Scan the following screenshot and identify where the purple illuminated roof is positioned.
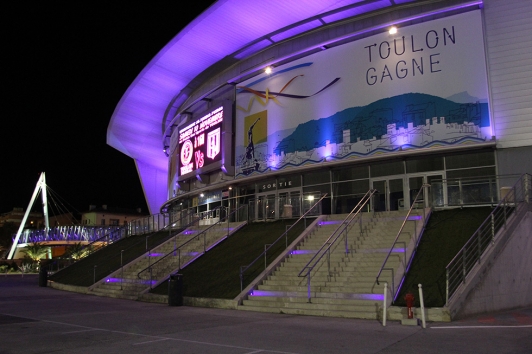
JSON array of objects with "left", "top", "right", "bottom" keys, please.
[{"left": 107, "top": 0, "right": 416, "bottom": 213}]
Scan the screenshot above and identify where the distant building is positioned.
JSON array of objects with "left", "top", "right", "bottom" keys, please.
[
  {"left": 81, "top": 205, "right": 147, "bottom": 226},
  {"left": 49, "top": 212, "right": 81, "bottom": 227},
  {"left": 0, "top": 208, "right": 43, "bottom": 229}
]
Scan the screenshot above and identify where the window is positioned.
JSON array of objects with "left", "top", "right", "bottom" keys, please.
[
  {"left": 110, "top": 219, "right": 119, "bottom": 226},
  {"left": 370, "top": 161, "right": 404, "bottom": 177},
  {"left": 101, "top": 219, "right": 106, "bottom": 226},
  {"left": 406, "top": 155, "right": 444, "bottom": 173}
]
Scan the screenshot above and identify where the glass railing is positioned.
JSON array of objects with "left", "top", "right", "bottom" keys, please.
[{"left": 431, "top": 174, "right": 523, "bottom": 208}]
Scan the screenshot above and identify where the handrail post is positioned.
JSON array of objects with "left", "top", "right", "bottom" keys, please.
[
  {"left": 120, "top": 250, "right": 124, "bottom": 290},
  {"left": 503, "top": 198, "right": 507, "bottom": 228},
  {"left": 491, "top": 214, "right": 495, "bottom": 244},
  {"left": 446, "top": 268, "right": 449, "bottom": 306},
  {"left": 307, "top": 273, "right": 311, "bottom": 303},
  {"left": 462, "top": 249, "right": 466, "bottom": 284},
  {"left": 240, "top": 266, "right": 244, "bottom": 292},
  {"left": 327, "top": 248, "right": 331, "bottom": 275},
  {"left": 477, "top": 231, "right": 481, "bottom": 264},
  {"left": 264, "top": 244, "right": 271, "bottom": 270},
  {"left": 382, "top": 282, "right": 387, "bottom": 327}
]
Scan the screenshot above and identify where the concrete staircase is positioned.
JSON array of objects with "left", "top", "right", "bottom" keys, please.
[
  {"left": 89, "top": 221, "right": 246, "bottom": 300},
  {"left": 238, "top": 210, "right": 419, "bottom": 319}
]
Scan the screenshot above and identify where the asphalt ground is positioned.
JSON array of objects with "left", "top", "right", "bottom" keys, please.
[{"left": 1, "top": 275, "right": 531, "bottom": 354}]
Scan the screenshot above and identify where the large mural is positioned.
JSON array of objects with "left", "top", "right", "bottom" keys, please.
[{"left": 235, "top": 10, "right": 491, "bottom": 177}]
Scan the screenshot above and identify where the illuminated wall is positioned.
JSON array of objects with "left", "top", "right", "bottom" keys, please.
[{"left": 235, "top": 10, "right": 491, "bottom": 178}]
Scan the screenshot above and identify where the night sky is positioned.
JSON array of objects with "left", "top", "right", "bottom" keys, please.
[{"left": 3, "top": 2, "right": 216, "bottom": 215}]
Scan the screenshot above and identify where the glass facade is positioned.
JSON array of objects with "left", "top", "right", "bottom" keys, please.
[{"left": 171, "top": 149, "right": 498, "bottom": 218}]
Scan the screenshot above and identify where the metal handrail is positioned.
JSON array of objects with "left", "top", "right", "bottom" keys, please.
[
  {"left": 239, "top": 193, "right": 327, "bottom": 291},
  {"left": 137, "top": 205, "right": 248, "bottom": 288},
  {"left": 375, "top": 184, "right": 431, "bottom": 301},
  {"left": 85, "top": 209, "right": 198, "bottom": 285},
  {"left": 445, "top": 173, "right": 531, "bottom": 305},
  {"left": 83, "top": 210, "right": 195, "bottom": 258},
  {"left": 297, "top": 189, "right": 376, "bottom": 302}
]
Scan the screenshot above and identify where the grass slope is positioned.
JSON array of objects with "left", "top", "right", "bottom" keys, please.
[
  {"left": 152, "top": 219, "right": 308, "bottom": 299},
  {"left": 395, "top": 207, "right": 494, "bottom": 307},
  {"left": 48, "top": 229, "right": 178, "bottom": 286}
]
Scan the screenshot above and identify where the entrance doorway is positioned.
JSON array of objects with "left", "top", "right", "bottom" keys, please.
[
  {"left": 254, "top": 188, "right": 302, "bottom": 221},
  {"left": 372, "top": 178, "right": 404, "bottom": 212}
]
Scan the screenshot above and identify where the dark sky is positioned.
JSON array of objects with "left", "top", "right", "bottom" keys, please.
[{"left": 3, "top": 1, "right": 216, "bottom": 215}]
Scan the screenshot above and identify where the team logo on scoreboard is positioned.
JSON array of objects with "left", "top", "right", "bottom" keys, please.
[{"left": 207, "top": 128, "right": 220, "bottom": 159}]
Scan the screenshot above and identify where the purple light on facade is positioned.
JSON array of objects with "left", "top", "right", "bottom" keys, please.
[
  {"left": 149, "top": 253, "right": 165, "bottom": 257},
  {"left": 319, "top": 221, "right": 341, "bottom": 225},
  {"left": 356, "top": 294, "right": 384, "bottom": 301},
  {"left": 184, "top": 252, "right": 201, "bottom": 257},
  {"left": 250, "top": 290, "right": 289, "bottom": 297},
  {"left": 408, "top": 215, "right": 422, "bottom": 220},
  {"left": 291, "top": 250, "right": 317, "bottom": 255}
]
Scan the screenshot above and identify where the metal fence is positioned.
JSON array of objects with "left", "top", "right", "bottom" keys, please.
[
  {"left": 445, "top": 173, "right": 531, "bottom": 305},
  {"left": 431, "top": 174, "right": 524, "bottom": 208}
]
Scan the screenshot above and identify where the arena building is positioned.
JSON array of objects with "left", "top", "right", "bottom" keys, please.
[{"left": 107, "top": 0, "right": 532, "bottom": 217}]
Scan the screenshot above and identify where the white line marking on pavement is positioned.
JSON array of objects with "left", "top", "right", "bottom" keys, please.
[
  {"left": 62, "top": 328, "right": 103, "bottom": 334},
  {"left": 133, "top": 338, "right": 171, "bottom": 345},
  {"left": 4, "top": 315, "right": 300, "bottom": 354},
  {"left": 432, "top": 325, "right": 532, "bottom": 329}
]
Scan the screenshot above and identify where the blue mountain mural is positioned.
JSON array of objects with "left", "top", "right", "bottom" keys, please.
[{"left": 273, "top": 93, "right": 489, "bottom": 155}]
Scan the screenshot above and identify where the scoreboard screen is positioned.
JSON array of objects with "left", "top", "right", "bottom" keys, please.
[{"left": 177, "top": 105, "right": 226, "bottom": 180}]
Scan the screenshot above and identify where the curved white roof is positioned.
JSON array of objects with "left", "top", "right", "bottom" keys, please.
[{"left": 106, "top": 0, "right": 418, "bottom": 212}]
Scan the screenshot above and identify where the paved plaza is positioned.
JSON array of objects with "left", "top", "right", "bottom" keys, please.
[{"left": 1, "top": 275, "right": 531, "bottom": 353}]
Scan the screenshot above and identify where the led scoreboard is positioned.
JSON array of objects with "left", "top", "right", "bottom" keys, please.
[{"left": 176, "top": 104, "right": 232, "bottom": 181}]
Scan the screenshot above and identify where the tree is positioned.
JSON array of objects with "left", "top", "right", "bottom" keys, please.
[
  {"left": 66, "top": 242, "right": 91, "bottom": 261},
  {"left": 22, "top": 243, "right": 48, "bottom": 263}
]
